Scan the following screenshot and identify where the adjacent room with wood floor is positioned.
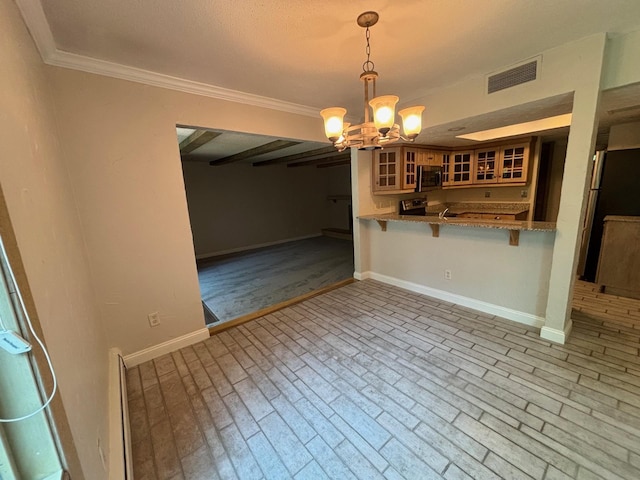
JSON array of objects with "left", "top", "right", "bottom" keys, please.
[{"left": 177, "top": 127, "right": 356, "bottom": 327}]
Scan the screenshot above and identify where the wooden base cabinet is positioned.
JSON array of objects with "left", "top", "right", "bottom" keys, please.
[
  {"left": 596, "top": 216, "right": 640, "bottom": 299},
  {"left": 457, "top": 212, "right": 528, "bottom": 221}
]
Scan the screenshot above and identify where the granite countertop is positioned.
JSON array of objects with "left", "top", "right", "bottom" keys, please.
[
  {"left": 359, "top": 213, "right": 556, "bottom": 232},
  {"left": 425, "top": 201, "right": 531, "bottom": 215}
]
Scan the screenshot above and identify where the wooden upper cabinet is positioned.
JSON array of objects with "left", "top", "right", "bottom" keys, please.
[
  {"left": 448, "top": 151, "right": 473, "bottom": 186},
  {"left": 474, "top": 148, "right": 498, "bottom": 183},
  {"left": 498, "top": 143, "right": 529, "bottom": 183},
  {"left": 372, "top": 147, "right": 421, "bottom": 192},
  {"left": 449, "top": 141, "right": 530, "bottom": 187},
  {"left": 372, "top": 148, "right": 400, "bottom": 192},
  {"left": 441, "top": 152, "right": 452, "bottom": 186},
  {"left": 416, "top": 150, "right": 441, "bottom": 167},
  {"left": 371, "top": 139, "right": 531, "bottom": 192},
  {"left": 402, "top": 148, "right": 418, "bottom": 189}
]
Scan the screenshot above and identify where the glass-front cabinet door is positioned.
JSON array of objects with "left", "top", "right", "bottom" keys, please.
[
  {"left": 474, "top": 148, "right": 498, "bottom": 183},
  {"left": 372, "top": 149, "right": 399, "bottom": 191},
  {"left": 402, "top": 148, "right": 417, "bottom": 189},
  {"left": 441, "top": 152, "right": 452, "bottom": 186},
  {"left": 450, "top": 151, "right": 473, "bottom": 185},
  {"left": 499, "top": 144, "right": 529, "bottom": 183}
]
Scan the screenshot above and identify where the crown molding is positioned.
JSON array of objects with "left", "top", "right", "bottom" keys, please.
[
  {"left": 15, "top": 0, "right": 56, "bottom": 59},
  {"left": 46, "top": 50, "right": 320, "bottom": 117},
  {"left": 15, "top": 0, "right": 319, "bottom": 118}
]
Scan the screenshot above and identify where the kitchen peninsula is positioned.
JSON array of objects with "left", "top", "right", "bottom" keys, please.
[
  {"left": 360, "top": 200, "right": 555, "bottom": 245},
  {"left": 353, "top": 143, "right": 558, "bottom": 329},
  {"left": 359, "top": 212, "right": 556, "bottom": 245}
]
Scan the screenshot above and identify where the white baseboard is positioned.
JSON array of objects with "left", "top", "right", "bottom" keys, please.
[
  {"left": 540, "top": 320, "right": 573, "bottom": 344},
  {"left": 362, "top": 271, "right": 545, "bottom": 328},
  {"left": 123, "top": 328, "right": 210, "bottom": 367},
  {"left": 195, "top": 233, "right": 321, "bottom": 260},
  {"left": 108, "top": 348, "right": 128, "bottom": 480},
  {"left": 353, "top": 271, "right": 371, "bottom": 281}
]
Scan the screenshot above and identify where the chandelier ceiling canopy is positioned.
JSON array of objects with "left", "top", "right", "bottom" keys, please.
[{"left": 320, "top": 11, "right": 425, "bottom": 151}]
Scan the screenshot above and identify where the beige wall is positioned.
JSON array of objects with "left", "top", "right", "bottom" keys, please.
[
  {"left": 603, "top": 29, "right": 640, "bottom": 89},
  {"left": 608, "top": 121, "right": 640, "bottom": 150},
  {"left": 182, "top": 161, "right": 347, "bottom": 258},
  {"left": 325, "top": 165, "right": 352, "bottom": 231},
  {"left": 546, "top": 140, "right": 568, "bottom": 222},
  {"left": 48, "top": 67, "right": 327, "bottom": 355},
  {"left": 0, "top": 0, "right": 109, "bottom": 478}
]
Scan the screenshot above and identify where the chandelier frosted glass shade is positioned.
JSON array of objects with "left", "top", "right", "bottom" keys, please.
[
  {"left": 320, "top": 107, "right": 347, "bottom": 142},
  {"left": 369, "top": 95, "right": 399, "bottom": 136},
  {"left": 320, "top": 12, "right": 424, "bottom": 151},
  {"left": 398, "top": 106, "right": 426, "bottom": 140}
]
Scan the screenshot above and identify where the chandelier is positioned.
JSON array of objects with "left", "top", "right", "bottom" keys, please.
[{"left": 320, "top": 11, "right": 425, "bottom": 151}]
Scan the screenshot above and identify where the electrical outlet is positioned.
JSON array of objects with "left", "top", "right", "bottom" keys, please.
[
  {"left": 444, "top": 269, "right": 452, "bottom": 280},
  {"left": 148, "top": 312, "right": 160, "bottom": 327},
  {"left": 484, "top": 191, "right": 491, "bottom": 198},
  {"left": 520, "top": 190, "right": 528, "bottom": 198}
]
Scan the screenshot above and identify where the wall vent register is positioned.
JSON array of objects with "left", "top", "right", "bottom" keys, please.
[{"left": 488, "top": 59, "right": 538, "bottom": 94}]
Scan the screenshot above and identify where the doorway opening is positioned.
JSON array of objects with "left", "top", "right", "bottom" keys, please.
[{"left": 176, "top": 126, "right": 354, "bottom": 327}]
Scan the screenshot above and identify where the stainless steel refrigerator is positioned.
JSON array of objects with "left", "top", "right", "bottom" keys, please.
[
  {"left": 580, "top": 148, "right": 640, "bottom": 281},
  {"left": 577, "top": 150, "right": 605, "bottom": 279}
]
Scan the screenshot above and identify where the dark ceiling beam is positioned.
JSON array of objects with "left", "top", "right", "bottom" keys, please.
[
  {"left": 209, "top": 140, "right": 301, "bottom": 166},
  {"left": 287, "top": 153, "right": 350, "bottom": 168},
  {"left": 252, "top": 145, "right": 338, "bottom": 167},
  {"left": 179, "top": 130, "right": 222, "bottom": 154},
  {"left": 317, "top": 159, "right": 351, "bottom": 169}
]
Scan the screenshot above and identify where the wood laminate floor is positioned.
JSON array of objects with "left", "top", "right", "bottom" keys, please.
[
  {"left": 197, "top": 236, "right": 354, "bottom": 325},
  {"left": 127, "top": 279, "right": 640, "bottom": 479}
]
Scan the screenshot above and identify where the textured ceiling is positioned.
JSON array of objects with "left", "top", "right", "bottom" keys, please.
[
  {"left": 38, "top": 0, "right": 640, "bottom": 115},
  {"left": 23, "top": 1, "right": 640, "bottom": 159}
]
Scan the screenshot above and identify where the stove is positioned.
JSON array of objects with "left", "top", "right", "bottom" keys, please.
[{"left": 399, "top": 198, "right": 428, "bottom": 216}]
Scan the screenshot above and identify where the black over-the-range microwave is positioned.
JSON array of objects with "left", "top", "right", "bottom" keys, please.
[{"left": 415, "top": 165, "right": 443, "bottom": 192}]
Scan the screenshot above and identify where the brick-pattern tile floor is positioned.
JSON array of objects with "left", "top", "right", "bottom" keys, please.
[{"left": 127, "top": 279, "right": 640, "bottom": 479}]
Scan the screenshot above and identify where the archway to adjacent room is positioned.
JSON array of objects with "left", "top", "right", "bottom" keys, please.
[{"left": 176, "top": 126, "right": 355, "bottom": 328}]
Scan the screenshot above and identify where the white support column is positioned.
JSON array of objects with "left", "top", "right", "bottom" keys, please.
[
  {"left": 351, "top": 147, "right": 364, "bottom": 277},
  {"left": 351, "top": 148, "right": 375, "bottom": 279},
  {"left": 542, "top": 39, "right": 608, "bottom": 344}
]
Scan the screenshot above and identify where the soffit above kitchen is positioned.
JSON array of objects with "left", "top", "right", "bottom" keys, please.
[{"left": 174, "top": 85, "right": 640, "bottom": 165}]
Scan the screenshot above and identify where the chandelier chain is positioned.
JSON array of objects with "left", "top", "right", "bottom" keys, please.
[{"left": 363, "top": 26, "right": 375, "bottom": 73}]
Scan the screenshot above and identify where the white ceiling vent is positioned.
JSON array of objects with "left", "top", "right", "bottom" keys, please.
[{"left": 487, "top": 58, "right": 539, "bottom": 94}]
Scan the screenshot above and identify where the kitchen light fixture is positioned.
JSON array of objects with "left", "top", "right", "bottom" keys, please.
[
  {"left": 320, "top": 11, "right": 425, "bottom": 151},
  {"left": 455, "top": 113, "right": 572, "bottom": 141}
]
